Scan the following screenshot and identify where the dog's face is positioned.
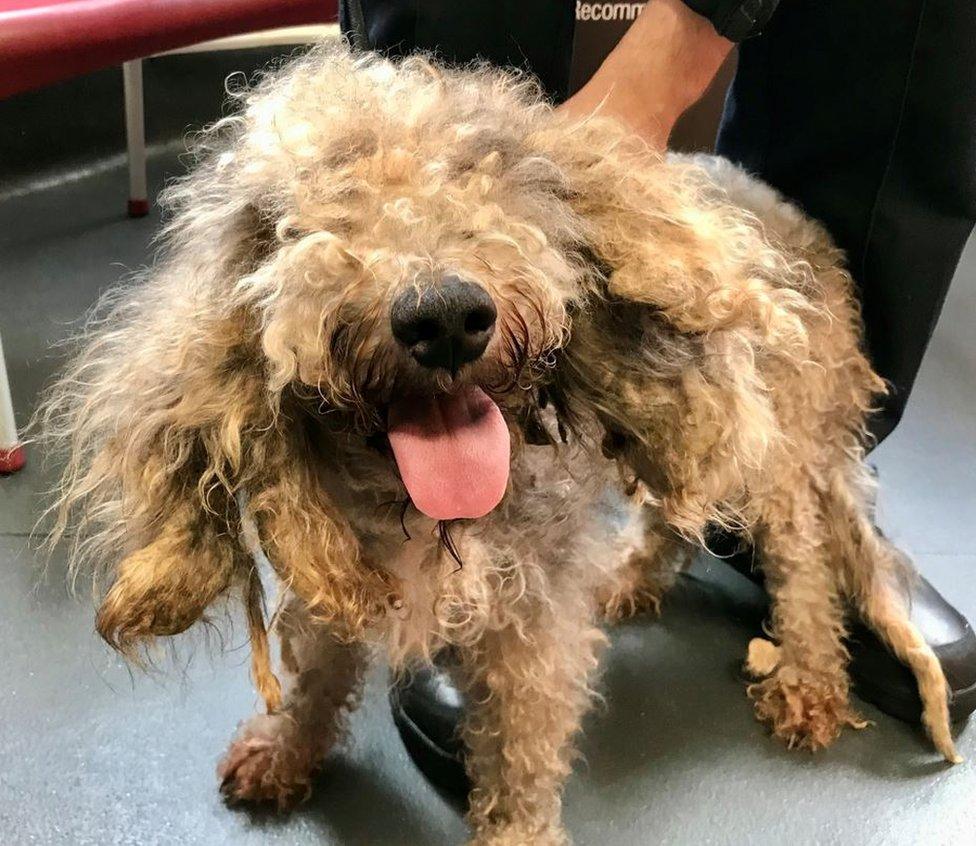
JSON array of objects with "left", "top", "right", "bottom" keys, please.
[{"left": 203, "top": 53, "right": 598, "bottom": 518}]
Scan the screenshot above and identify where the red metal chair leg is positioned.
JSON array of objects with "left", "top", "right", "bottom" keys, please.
[
  {"left": 123, "top": 59, "right": 149, "bottom": 217},
  {"left": 0, "top": 330, "right": 26, "bottom": 474}
]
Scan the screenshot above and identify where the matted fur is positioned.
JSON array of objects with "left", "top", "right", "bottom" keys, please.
[{"left": 38, "top": 45, "right": 960, "bottom": 845}]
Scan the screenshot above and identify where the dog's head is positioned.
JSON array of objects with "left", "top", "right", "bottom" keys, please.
[
  {"left": 192, "top": 51, "right": 607, "bottom": 520},
  {"left": 40, "top": 49, "right": 603, "bottom": 660}
]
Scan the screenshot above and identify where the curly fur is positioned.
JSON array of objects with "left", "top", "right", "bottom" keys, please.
[{"left": 38, "top": 45, "right": 961, "bottom": 845}]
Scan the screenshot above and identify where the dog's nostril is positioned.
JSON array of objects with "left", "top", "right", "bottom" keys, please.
[
  {"left": 390, "top": 276, "right": 497, "bottom": 371},
  {"left": 464, "top": 305, "right": 496, "bottom": 335}
]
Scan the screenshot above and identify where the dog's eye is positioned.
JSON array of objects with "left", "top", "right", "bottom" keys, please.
[{"left": 576, "top": 243, "right": 614, "bottom": 281}]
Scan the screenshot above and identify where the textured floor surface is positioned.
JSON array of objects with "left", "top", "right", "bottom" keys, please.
[{"left": 2, "top": 143, "right": 975, "bottom": 846}]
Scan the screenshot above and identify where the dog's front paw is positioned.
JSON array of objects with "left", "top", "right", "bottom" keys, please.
[
  {"left": 218, "top": 714, "right": 317, "bottom": 811},
  {"left": 597, "top": 560, "right": 671, "bottom": 624},
  {"left": 747, "top": 664, "right": 868, "bottom": 751},
  {"left": 598, "top": 580, "right": 663, "bottom": 624}
]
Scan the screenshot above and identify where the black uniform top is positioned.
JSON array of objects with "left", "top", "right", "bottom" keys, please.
[{"left": 341, "top": 0, "right": 780, "bottom": 102}]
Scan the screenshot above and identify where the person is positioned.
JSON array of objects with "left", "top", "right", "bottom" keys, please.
[{"left": 339, "top": 0, "right": 976, "bottom": 790}]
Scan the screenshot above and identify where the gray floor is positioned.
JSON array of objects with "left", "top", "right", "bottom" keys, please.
[{"left": 1, "top": 148, "right": 975, "bottom": 846}]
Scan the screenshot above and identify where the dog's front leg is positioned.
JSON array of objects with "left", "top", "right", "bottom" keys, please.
[
  {"left": 456, "top": 605, "right": 605, "bottom": 846},
  {"left": 218, "top": 595, "right": 368, "bottom": 810},
  {"left": 746, "top": 483, "right": 866, "bottom": 751}
]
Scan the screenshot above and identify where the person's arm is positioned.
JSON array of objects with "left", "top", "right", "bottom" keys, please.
[{"left": 559, "top": 0, "right": 738, "bottom": 149}]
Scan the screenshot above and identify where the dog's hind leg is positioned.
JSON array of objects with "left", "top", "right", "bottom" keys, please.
[
  {"left": 457, "top": 601, "right": 605, "bottom": 846},
  {"left": 218, "top": 595, "right": 369, "bottom": 809},
  {"left": 747, "top": 481, "right": 867, "bottom": 751},
  {"left": 824, "top": 466, "right": 961, "bottom": 763}
]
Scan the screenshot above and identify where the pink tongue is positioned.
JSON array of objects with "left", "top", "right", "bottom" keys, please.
[{"left": 387, "top": 387, "right": 511, "bottom": 520}]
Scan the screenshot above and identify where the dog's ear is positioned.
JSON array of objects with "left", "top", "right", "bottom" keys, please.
[
  {"left": 38, "top": 173, "right": 278, "bottom": 651},
  {"left": 538, "top": 125, "right": 816, "bottom": 539},
  {"left": 553, "top": 290, "right": 782, "bottom": 540}
]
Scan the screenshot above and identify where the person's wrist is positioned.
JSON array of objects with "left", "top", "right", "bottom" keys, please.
[
  {"left": 618, "top": 0, "right": 730, "bottom": 117},
  {"left": 597, "top": 51, "right": 686, "bottom": 140}
]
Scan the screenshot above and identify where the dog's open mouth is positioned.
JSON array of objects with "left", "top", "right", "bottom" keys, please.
[{"left": 387, "top": 386, "right": 511, "bottom": 520}]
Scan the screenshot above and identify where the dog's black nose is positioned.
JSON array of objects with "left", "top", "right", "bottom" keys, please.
[{"left": 391, "top": 276, "right": 497, "bottom": 371}]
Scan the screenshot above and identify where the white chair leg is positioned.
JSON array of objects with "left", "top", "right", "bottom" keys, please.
[
  {"left": 123, "top": 59, "right": 149, "bottom": 217},
  {"left": 0, "top": 330, "right": 26, "bottom": 474}
]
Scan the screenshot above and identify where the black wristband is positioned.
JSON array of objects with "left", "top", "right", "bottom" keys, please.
[{"left": 681, "top": 0, "right": 780, "bottom": 41}]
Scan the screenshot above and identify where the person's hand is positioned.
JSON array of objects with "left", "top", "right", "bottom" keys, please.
[{"left": 558, "top": 0, "right": 732, "bottom": 149}]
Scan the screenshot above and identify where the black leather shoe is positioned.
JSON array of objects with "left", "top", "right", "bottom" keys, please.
[{"left": 390, "top": 558, "right": 976, "bottom": 796}]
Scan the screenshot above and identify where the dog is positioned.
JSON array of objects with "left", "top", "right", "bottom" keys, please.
[{"left": 39, "top": 45, "right": 959, "bottom": 846}]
